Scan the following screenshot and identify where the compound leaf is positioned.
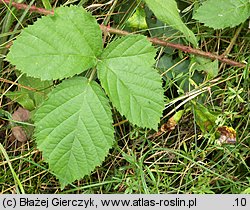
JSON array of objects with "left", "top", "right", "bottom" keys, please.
[
  {"left": 193, "top": 0, "right": 250, "bottom": 29},
  {"left": 7, "top": 6, "right": 102, "bottom": 80},
  {"left": 145, "top": 0, "right": 197, "bottom": 46},
  {"left": 34, "top": 77, "right": 114, "bottom": 188},
  {"left": 97, "top": 35, "right": 164, "bottom": 130}
]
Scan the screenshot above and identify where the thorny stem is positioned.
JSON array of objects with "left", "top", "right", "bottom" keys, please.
[
  {"left": 0, "top": 0, "right": 53, "bottom": 15},
  {"left": 0, "top": 0, "right": 247, "bottom": 69}
]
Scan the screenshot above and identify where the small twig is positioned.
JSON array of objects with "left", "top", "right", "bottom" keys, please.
[
  {"left": 0, "top": 0, "right": 247, "bottom": 68},
  {"left": 102, "top": 26, "right": 246, "bottom": 68},
  {"left": 149, "top": 37, "right": 246, "bottom": 68},
  {"left": 0, "top": 0, "right": 53, "bottom": 15},
  {"left": 0, "top": 78, "right": 37, "bottom": 91}
]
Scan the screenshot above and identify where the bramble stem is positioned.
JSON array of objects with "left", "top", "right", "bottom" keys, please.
[{"left": 0, "top": 0, "right": 247, "bottom": 68}]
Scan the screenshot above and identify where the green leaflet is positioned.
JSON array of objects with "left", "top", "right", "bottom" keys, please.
[
  {"left": 144, "top": 0, "right": 197, "bottom": 47},
  {"left": 173, "top": 110, "right": 184, "bottom": 124},
  {"left": 97, "top": 35, "right": 165, "bottom": 130},
  {"left": 34, "top": 77, "right": 114, "bottom": 188},
  {"left": 193, "top": 102, "right": 218, "bottom": 133},
  {"left": 192, "top": 57, "right": 218, "bottom": 80},
  {"left": 126, "top": 6, "right": 148, "bottom": 30},
  {"left": 6, "top": 73, "right": 52, "bottom": 110},
  {"left": 193, "top": 0, "right": 250, "bottom": 29},
  {"left": 6, "top": 6, "right": 102, "bottom": 80}
]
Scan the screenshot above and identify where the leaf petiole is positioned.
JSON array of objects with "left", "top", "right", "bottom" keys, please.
[{"left": 88, "top": 67, "right": 97, "bottom": 82}]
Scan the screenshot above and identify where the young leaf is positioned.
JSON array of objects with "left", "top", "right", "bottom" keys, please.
[
  {"left": 6, "top": 73, "right": 52, "bottom": 110},
  {"left": 192, "top": 57, "right": 218, "bottom": 79},
  {"left": 144, "top": 0, "right": 197, "bottom": 46},
  {"left": 6, "top": 6, "right": 102, "bottom": 80},
  {"left": 193, "top": 102, "right": 218, "bottom": 133},
  {"left": 97, "top": 35, "right": 164, "bottom": 130},
  {"left": 126, "top": 6, "right": 148, "bottom": 30},
  {"left": 34, "top": 77, "right": 114, "bottom": 188},
  {"left": 193, "top": 0, "right": 250, "bottom": 29}
]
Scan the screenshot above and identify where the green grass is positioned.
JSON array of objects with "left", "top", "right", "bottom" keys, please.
[{"left": 1, "top": 0, "right": 250, "bottom": 194}]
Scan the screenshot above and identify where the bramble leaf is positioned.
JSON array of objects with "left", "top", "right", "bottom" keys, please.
[
  {"left": 97, "top": 35, "right": 164, "bottom": 130},
  {"left": 145, "top": 0, "right": 198, "bottom": 46},
  {"left": 192, "top": 57, "right": 218, "bottom": 79},
  {"left": 7, "top": 6, "right": 102, "bottom": 80},
  {"left": 34, "top": 77, "right": 114, "bottom": 188},
  {"left": 6, "top": 73, "right": 52, "bottom": 110},
  {"left": 193, "top": 0, "right": 250, "bottom": 29}
]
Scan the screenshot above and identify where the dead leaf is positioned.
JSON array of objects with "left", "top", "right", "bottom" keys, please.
[
  {"left": 161, "top": 110, "right": 184, "bottom": 132},
  {"left": 12, "top": 126, "right": 28, "bottom": 143},
  {"left": 148, "top": 110, "right": 184, "bottom": 139},
  {"left": 161, "top": 117, "right": 176, "bottom": 132},
  {"left": 12, "top": 107, "right": 30, "bottom": 122},
  {"left": 217, "top": 126, "right": 236, "bottom": 144},
  {"left": 10, "top": 107, "right": 30, "bottom": 143}
]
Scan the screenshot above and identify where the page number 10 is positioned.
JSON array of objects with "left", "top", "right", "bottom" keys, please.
[{"left": 234, "top": 198, "right": 247, "bottom": 207}]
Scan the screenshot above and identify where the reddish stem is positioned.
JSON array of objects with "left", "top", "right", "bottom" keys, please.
[
  {"left": 1, "top": 0, "right": 53, "bottom": 15},
  {"left": 0, "top": 0, "right": 247, "bottom": 68}
]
